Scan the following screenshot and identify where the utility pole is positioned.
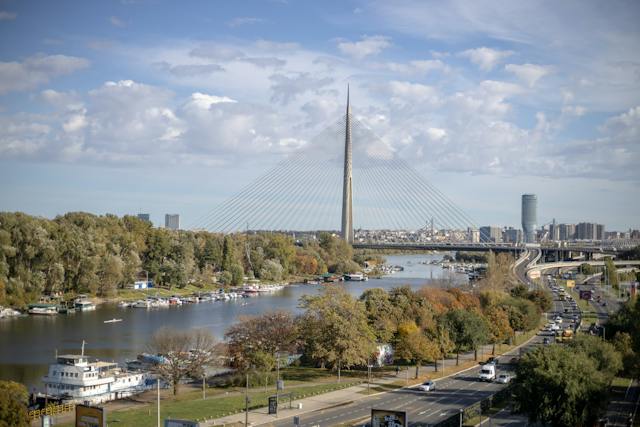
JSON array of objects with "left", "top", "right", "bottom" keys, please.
[
  {"left": 157, "top": 378, "right": 160, "bottom": 427},
  {"left": 245, "top": 373, "right": 249, "bottom": 427},
  {"left": 275, "top": 352, "right": 280, "bottom": 417}
]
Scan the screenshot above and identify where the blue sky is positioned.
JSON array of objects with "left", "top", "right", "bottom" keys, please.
[{"left": 0, "top": 0, "right": 638, "bottom": 231}]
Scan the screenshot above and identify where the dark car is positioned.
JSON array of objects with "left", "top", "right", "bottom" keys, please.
[{"left": 543, "top": 337, "right": 551, "bottom": 345}]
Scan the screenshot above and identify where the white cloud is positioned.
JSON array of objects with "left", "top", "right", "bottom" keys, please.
[
  {"left": 561, "top": 105, "right": 586, "bottom": 117},
  {"left": 505, "top": 63, "right": 552, "bottom": 87},
  {"left": 109, "top": 16, "right": 126, "bottom": 28},
  {"left": 0, "top": 11, "right": 17, "bottom": 20},
  {"left": 185, "top": 92, "right": 237, "bottom": 110},
  {"left": 460, "top": 47, "right": 513, "bottom": 71},
  {"left": 337, "top": 35, "right": 391, "bottom": 60},
  {"left": 601, "top": 106, "right": 640, "bottom": 140},
  {"left": 227, "top": 17, "right": 264, "bottom": 28},
  {"left": 426, "top": 127, "right": 447, "bottom": 141},
  {"left": 0, "top": 54, "right": 89, "bottom": 94}
]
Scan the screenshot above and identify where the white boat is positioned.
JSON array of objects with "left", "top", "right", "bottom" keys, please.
[
  {"left": 132, "top": 300, "right": 151, "bottom": 309},
  {"left": 42, "top": 344, "right": 150, "bottom": 405},
  {"left": 118, "top": 301, "right": 131, "bottom": 308},
  {"left": 103, "top": 318, "right": 122, "bottom": 323},
  {"left": 0, "top": 307, "right": 22, "bottom": 318},
  {"left": 345, "top": 272, "right": 368, "bottom": 281},
  {"left": 28, "top": 304, "right": 58, "bottom": 316},
  {"left": 75, "top": 299, "right": 96, "bottom": 311}
]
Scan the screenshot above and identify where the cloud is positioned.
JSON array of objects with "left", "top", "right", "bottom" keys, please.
[
  {"left": 155, "top": 61, "right": 225, "bottom": 76},
  {"left": 337, "top": 35, "right": 391, "bottom": 60},
  {"left": 269, "top": 72, "right": 334, "bottom": 105},
  {"left": 601, "top": 106, "right": 640, "bottom": 140},
  {"left": 0, "top": 11, "right": 17, "bottom": 20},
  {"left": 374, "top": 59, "right": 449, "bottom": 75},
  {"left": 109, "top": 16, "right": 126, "bottom": 28},
  {"left": 0, "top": 54, "right": 89, "bottom": 94},
  {"left": 459, "top": 47, "right": 513, "bottom": 71},
  {"left": 505, "top": 63, "right": 551, "bottom": 87},
  {"left": 227, "top": 17, "right": 264, "bottom": 28}
]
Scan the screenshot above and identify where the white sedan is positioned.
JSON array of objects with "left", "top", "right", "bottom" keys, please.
[
  {"left": 496, "top": 373, "right": 512, "bottom": 384},
  {"left": 417, "top": 380, "right": 436, "bottom": 391}
]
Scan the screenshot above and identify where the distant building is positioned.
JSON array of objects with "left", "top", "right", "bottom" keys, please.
[
  {"left": 165, "top": 214, "right": 180, "bottom": 230},
  {"left": 137, "top": 213, "right": 150, "bottom": 223},
  {"left": 521, "top": 194, "right": 537, "bottom": 243},
  {"left": 480, "top": 226, "right": 502, "bottom": 243},
  {"left": 549, "top": 219, "right": 560, "bottom": 241},
  {"left": 467, "top": 228, "right": 480, "bottom": 243},
  {"left": 503, "top": 227, "right": 522, "bottom": 244},
  {"left": 558, "top": 223, "right": 576, "bottom": 241},
  {"left": 575, "top": 222, "right": 605, "bottom": 240}
]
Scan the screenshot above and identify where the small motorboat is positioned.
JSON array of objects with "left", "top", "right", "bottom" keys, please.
[{"left": 103, "top": 318, "right": 123, "bottom": 324}]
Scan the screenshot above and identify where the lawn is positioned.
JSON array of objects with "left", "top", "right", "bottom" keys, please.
[{"left": 57, "top": 381, "right": 361, "bottom": 427}]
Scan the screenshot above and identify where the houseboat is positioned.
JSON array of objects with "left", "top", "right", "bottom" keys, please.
[
  {"left": 344, "top": 272, "right": 368, "bottom": 281},
  {"left": 41, "top": 347, "right": 151, "bottom": 404},
  {"left": 74, "top": 299, "right": 96, "bottom": 312}
]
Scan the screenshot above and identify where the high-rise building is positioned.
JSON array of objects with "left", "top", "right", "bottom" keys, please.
[
  {"left": 575, "top": 222, "right": 605, "bottom": 240},
  {"left": 559, "top": 223, "right": 576, "bottom": 241},
  {"left": 467, "top": 228, "right": 480, "bottom": 243},
  {"left": 137, "top": 213, "right": 150, "bottom": 223},
  {"left": 549, "top": 218, "right": 560, "bottom": 241},
  {"left": 165, "top": 214, "right": 180, "bottom": 230},
  {"left": 480, "top": 226, "right": 502, "bottom": 243},
  {"left": 521, "top": 194, "right": 537, "bottom": 243},
  {"left": 503, "top": 227, "right": 522, "bottom": 244}
]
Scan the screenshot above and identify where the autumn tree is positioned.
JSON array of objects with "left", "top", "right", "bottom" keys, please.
[
  {"left": 0, "top": 380, "right": 29, "bottom": 427},
  {"left": 394, "top": 321, "right": 439, "bottom": 378},
  {"left": 298, "top": 286, "right": 375, "bottom": 381},
  {"left": 225, "top": 311, "right": 298, "bottom": 384},
  {"left": 148, "top": 327, "right": 219, "bottom": 395},
  {"left": 442, "top": 309, "right": 489, "bottom": 364}
]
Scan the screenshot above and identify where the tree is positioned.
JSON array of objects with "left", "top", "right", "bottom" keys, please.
[
  {"left": 222, "top": 235, "right": 236, "bottom": 272},
  {"left": 443, "top": 309, "right": 489, "bottom": 364},
  {"left": 0, "top": 380, "right": 29, "bottom": 427},
  {"left": 484, "top": 306, "right": 513, "bottom": 354},
  {"left": 567, "top": 335, "right": 622, "bottom": 378},
  {"left": 259, "top": 259, "right": 284, "bottom": 282},
  {"left": 148, "top": 327, "right": 219, "bottom": 395},
  {"left": 359, "top": 288, "right": 399, "bottom": 343},
  {"left": 299, "top": 286, "right": 376, "bottom": 381},
  {"left": 513, "top": 346, "right": 610, "bottom": 427},
  {"left": 526, "top": 289, "right": 553, "bottom": 313},
  {"left": 230, "top": 263, "right": 244, "bottom": 286},
  {"left": 579, "top": 263, "right": 595, "bottom": 275},
  {"left": 225, "top": 311, "right": 298, "bottom": 387},
  {"left": 602, "top": 257, "right": 619, "bottom": 289},
  {"left": 394, "top": 321, "right": 439, "bottom": 378}
]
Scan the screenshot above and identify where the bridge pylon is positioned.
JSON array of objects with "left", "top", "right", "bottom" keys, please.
[{"left": 341, "top": 86, "right": 354, "bottom": 244}]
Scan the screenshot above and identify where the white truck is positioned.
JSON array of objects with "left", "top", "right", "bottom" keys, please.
[{"left": 478, "top": 364, "right": 496, "bottom": 382}]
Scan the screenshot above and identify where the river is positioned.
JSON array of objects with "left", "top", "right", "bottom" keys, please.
[{"left": 0, "top": 254, "right": 467, "bottom": 391}]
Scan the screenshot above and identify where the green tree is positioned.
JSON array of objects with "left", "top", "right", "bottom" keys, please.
[
  {"left": 579, "top": 263, "right": 595, "bottom": 275},
  {"left": 222, "top": 235, "right": 236, "bottom": 272},
  {"left": 230, "top": 263, "right": 244, "bottom": 286},
  {"left": 299, "top": 286, "right": 376, "bottom": 381},
  {"left": 0, "top": 380, "right": 29, "bottom": 427},
  {"left": 443, "top": 309, "right": 490, "bottom": 364},
  {"left": 513, "top": 346, "right": 609, "bottom": 427},
  {"left": 259, "top": 259, "right": 283, "bottom": 282},
  {"left": 359, "top": 288, "right": 399, "bottom": 343},
  {"left": 602, "top": 257, "right": 619, "bottom": 288}
]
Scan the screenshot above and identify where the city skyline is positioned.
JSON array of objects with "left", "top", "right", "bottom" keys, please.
[{"left": 0, "top": 1, "right": 639, "bottom": 230}]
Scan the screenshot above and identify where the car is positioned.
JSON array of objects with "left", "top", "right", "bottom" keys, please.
[
  {"left": 602, "top": 302, "right": 608, "bottom": 307},
  {"left": 551, "top": 324, "right": 560, "bottom": 331},
  {"left": 486, "top": 357, "right": 499, "bottom": 366},
  {"left": 496, "top": 373, "right": 512, "bottom": 384},
  {"left": 554, "top": 316, "right": 562, "bottom": 322},
  {"left": 417, "top": 380, "right": 436, "bottom": 391},
  {"left": 543, "top": 337, "right": 551, "bottom": 345}
]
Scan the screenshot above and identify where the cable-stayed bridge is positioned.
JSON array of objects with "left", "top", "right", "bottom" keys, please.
[{"left": 190, "top": 92, "right": 612, "bottom": 256}]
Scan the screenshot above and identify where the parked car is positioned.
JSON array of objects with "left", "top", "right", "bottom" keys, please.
[
  {"left": 496, "top": 373, "right": 512, "bottom": 384},
  {"left": 417, "top": 380, "right": 436, "bottom": 391}
]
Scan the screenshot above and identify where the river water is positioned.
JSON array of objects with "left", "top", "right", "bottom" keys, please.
[{"left": 0, "top": 254, "right": 466, "bottom": 390}]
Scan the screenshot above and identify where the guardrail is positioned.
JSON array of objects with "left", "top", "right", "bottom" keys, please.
[{"left": 28, "top": 403, "right": 75, "bottom": 420}]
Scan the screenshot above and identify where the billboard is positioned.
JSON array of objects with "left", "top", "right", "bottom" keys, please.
[
  {"left": 566, "top": 280, "right": 575, "bottom": 288},
  {"left": 75, "top": 405, "right": 105, "bottom": 427},
  {"left": 579, "top": 290, "right": 592, "bottom": 300},
  {"left": 371, "top": 409, "right": 407, "bottom": 427}
]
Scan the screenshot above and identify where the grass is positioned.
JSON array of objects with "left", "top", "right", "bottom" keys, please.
[{"left": 57, "top": 381, "right": 361, "bottom": 427}]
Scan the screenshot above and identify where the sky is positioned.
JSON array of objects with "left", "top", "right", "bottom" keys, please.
[{"left": 0, "top": 0, "right": 639, "bottom": 231}]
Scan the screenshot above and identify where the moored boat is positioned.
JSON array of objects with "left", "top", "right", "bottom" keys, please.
[{"left": 28, "top": 304, "right": 58, "bottom": 316}]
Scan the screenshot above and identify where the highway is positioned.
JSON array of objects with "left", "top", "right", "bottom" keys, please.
[{"left": 269, "top": 250, "right": 577, "bottom": 427}]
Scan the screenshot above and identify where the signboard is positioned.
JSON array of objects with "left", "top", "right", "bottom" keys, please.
[
  {"left": 268, "top": 396, "right": 278, "bottom": 415},
  {"left": 579, "top": 290, "right": 592, "bottom": 300},
  {"left": 277, "top": 380, "right": 285, "bottom": 391},
  {"left": 566, "top": 279, "right": 575, "bottom": 288},
  {"left": 371, "top": 409, "right": 407, "bottom": 427},
  {"left": 75, "top": 405, "right": 105, "bottom": 427},
  {"left": 165, "top": 420, "right": 199, "bottom": 427}
]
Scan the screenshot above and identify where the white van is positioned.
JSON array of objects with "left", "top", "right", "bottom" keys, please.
[{"left": 478, "top": 364, "right": 496, "bottom": 382}]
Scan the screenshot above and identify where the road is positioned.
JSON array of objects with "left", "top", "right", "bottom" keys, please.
[{"left": 271, "top": 252, "right": 578, "bottom": 427}]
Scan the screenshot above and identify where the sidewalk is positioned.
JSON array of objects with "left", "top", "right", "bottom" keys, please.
[{"left": 205, "top": 335, "right": 535, "bottom": 427}]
